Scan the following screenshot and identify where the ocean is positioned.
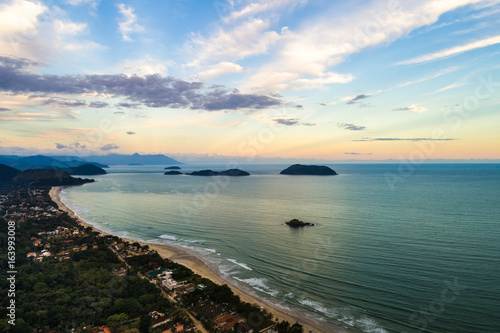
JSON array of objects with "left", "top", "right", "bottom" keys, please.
[{"left": 59, "top": 163, "right": 500, "bottom": 333}]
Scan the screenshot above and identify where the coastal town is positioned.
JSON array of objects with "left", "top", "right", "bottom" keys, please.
[{"left": 0, "top": 187, "right": 305, "bottom": 333}]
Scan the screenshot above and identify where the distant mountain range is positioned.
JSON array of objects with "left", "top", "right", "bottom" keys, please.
[
  {"left": 0, "top": 153, "right": 183, "bottom": 171},
  {"left": 84, "top": 153, "right": 183, "bottom": 166},
  {"left": 0, "top": 155, "right": 108, "bottom": 171}
]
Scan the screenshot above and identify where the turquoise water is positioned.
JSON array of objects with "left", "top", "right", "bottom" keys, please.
[{"left": 60, "top": 164, "right": 500, "bottom": 332}]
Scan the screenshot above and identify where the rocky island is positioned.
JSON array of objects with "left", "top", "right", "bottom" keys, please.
[
  {"left": 285, "top": 219, "right": 315, "bottom": 227},
  {"left": 280, "top": 164, "right": 338, "bottom": 175},
  {"left": 165, "top": 166, "right": 182, "bottom": 170},
  {"left": 164, "top": 170, "right": 183, "bottom": 175},
  {"left": 188, "top": 169, "right": 250, "bottom": 176}
]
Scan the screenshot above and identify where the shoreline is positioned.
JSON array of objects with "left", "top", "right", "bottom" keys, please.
[{"left": 49, "top": 186, "right": 337, "bottom": 333}]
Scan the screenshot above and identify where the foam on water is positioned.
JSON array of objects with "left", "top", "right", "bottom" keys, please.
[
  {"left": 233, "top": 277, "right": 280, "bottom": 297},
  {"left": 227, "top": 258, "right": 253, "bottom": 271},
  {"left": 159, "top": 234, "right": 178, "bottom": 241}
]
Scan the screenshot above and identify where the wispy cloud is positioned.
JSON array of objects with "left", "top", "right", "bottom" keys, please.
[
  {"left": 0, "top": 107, "right": 11, "bottom": 111},
  {"left": 117, "top": 3, "right": 144, "bottom": 42},
  {"left": 353, "top": 137, "right": 454, "bottom": 142},
  {"left": 344, "top": 94, "right": 370, "bottom": 105},
  {"left": 194, "top": 62, "right": 244, "bottom": 80},
  {"left": 274, "top": 118, "right": 315, "bottom": 126},
  {"left": 344, "top": 152, "right": 373, "bottom": 155},
  {"left": 100, "top": 143, "right": 119, "bottom": 151},
  {"left": 397, "top": 35, "right": 500, "bottom": 65},
  {"left": 338, "top": 123, "right": 366, "bottom": 131},
  {"left": 223, "top": 0, "right": 308, "bottom": 22},
  {"left": 392, "top": 105, "right": 428, "bottom": 113},
  {"left": 126, "top": 131, "right": 136, "bottom": 135}
]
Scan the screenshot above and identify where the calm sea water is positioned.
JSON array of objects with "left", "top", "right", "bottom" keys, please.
[{"left": 60, "top": 164, "right": 500, "bottom": 333}]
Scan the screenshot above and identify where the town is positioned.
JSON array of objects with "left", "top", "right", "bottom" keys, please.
[{"left": 0, "top": 188, "right": 304, "bottom": 333}]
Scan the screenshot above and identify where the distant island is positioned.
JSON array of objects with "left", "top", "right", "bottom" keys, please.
[
  {"left": 189, "top": 169, "right": 250, "bottom": 176},
  {"left": 285, "top": 219, "right": 315, "bottom": 227},
  {"left": 164, "top": 169, "right": 250, "bottom": 176},
  {"left": 280, "top": 164, "right": 338, "bottom": 175},
  {"left": 165, "top": 166, "right": 181, "bottom": 170},
  {"left": 164, "top": 171, "right": 183, "bottom": 175}
]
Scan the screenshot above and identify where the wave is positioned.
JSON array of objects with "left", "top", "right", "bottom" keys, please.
[
  {"left": 298, "top": 298, "right": 387, "bottom": 333},
  {"left": 233, "top": 277, "right": 280, "bottom": 297},
  {"left": 159, "top": 234, "right": 178, "bottom": 241},
  {"left": 227, "top": 258, "right": 252, "bottom": 271}
]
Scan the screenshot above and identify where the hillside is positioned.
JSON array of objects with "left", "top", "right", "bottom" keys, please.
[{"left": 0, "top": 164, "right": 94, "bottom": 188}]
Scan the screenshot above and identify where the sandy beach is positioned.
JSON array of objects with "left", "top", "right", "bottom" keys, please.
[{"left": 49, "top": 186, "right": 335, "bottom": 333}]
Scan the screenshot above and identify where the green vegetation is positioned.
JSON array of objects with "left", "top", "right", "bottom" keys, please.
[{"left": 0, "top": 187, "right": 304, "bottom": 333}]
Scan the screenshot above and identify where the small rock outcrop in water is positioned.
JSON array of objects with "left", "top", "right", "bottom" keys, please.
[
  {"left": 164, "top": 171, "right": 183, "bottom": 175},
  {"left": 280, "top": 164, "right": 337, "bottom": 175},
  {"left": 188, "top": 169, "right": 250, "bottom": 176},
  {"left": 285, "top": 219, "right": 315, "bottom": 227}
]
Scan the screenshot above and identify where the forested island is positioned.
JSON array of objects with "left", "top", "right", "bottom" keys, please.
[
  {"left": 280, "top": 164, "right": 338, "bottom": 175},
  {"left": 164, "top": 169, "right": 250, "bottom": 176}
]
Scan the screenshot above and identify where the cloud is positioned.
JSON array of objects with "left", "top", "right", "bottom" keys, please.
[
  {"left": 116, "top": 102, "right": 141, "bottom": 109},
  {"left": 54, "top": 142, "right": 87, "bottom": 150},
  {"left": 236, "top": 0, "right": 493, "bottom": 92},
  {"left": 55, "top": 143, "right": 69, "bottom": 149},
  {"left": 194, "top": 62, "right": 244, "bottom": 80},
  {"left": 392, "top": 105, "right": 429, "bottom": 113},
  {"left": 344, "top": 152, "right": 373, "bottom": 155},
  {"left": 67, "top": 0, "right": 99, "bottom": 8},
  {"left": 0, "top": 0, "right": 102, "bottom": 61},
  {"left": 0, "top": 110, "right": 76, "bottom": 121},
  {"left": 41, "top": 98, "right": 87, "bottom": 107},
  {"left": 274, "top": 118, "right": 299, "bottom": 126},
  {"left": 0, "top": 56, "right": 284, "bottom": 111},
  {"left": 100, "top": 143, "right": 119, "bottom": 151},
  {"left": 0, "top": 107, "right": 10, "bottom": 111},
  {"left": 223, "top": 0, "right": 308, "bottom": 22},
  {"left": 186, "top": 18, "right": 282, "bottom": 67},
  {"left": 397, "top": 35, "right": 500, "bottom": 65},
  {"left": 88, "top": 101, "right": 109, "bottom": 108},
  {"left": 353, "top": 138, "right": 455, "bottom": 142},
  {"left": 273, "top": 118, "right": 316, "bottom": 126},
  {"left": 345, "top": 94, "right": 370, "bottom": 105},
  {"left": 119, "top": 56, "right": 173, "bottom": 76},
  {"left": 338, "top": 123, "right": 366, "bottom": 131},
  {"left": 126, "top": 131, "right": 136, "bottom": 135},
  {"left": 117, "top": 3, "right": 144, "bottom": 42}
]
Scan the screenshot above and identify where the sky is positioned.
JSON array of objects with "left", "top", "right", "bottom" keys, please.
[{"left": 0, "top": 0, "right": 499, "bottom": 163}]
